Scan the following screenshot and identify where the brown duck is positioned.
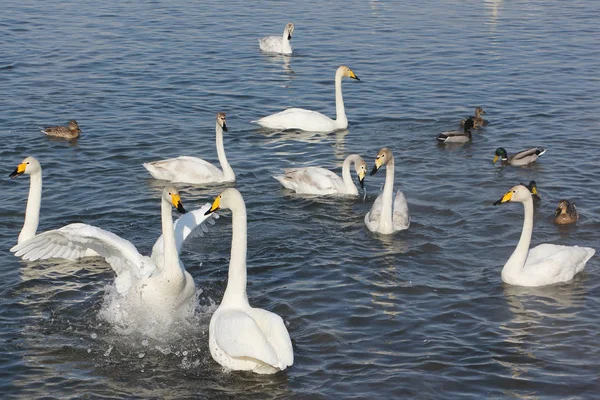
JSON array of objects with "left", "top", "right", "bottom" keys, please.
[
  {"left": 554, "top": 199, "right": 578, "bottom": 225},
  {"left": 41, "top": 120, "right": 81, "bottom": 139}
]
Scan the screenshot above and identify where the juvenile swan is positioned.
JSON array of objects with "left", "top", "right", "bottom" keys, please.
[
  {"left": 144, "top": 112, "right": 234, "bottom": 184},
  {"left": 365, "top": 148, "right": 410, "bottom": 234},
  {"left": 205, "top": 188, "right": 293, "bottom": 374},
  {"left": 259, "top": 22, "right": 294, "bottom": 55},
  {"left": 11, "top": 187, "right": 208, "bottom": 320},
  {"left": 273, "top": 154, "right": 367, "bottom": 196},
  {"left": 41, "top": 120, "right": 81, "bottom": 139},
  {"left": 493, "top": 185, "right": 594, "bottom": 286},
  {"left": 254, "top": 66, "right": 360, "bottom": 133}
]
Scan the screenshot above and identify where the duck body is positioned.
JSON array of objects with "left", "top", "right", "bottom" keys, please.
[
  {"left": 144, "top": 113, "right": 234, "bottom": 184},
  {"left": 41, "top": 120, "right": 81, "bottom": 139},
  {"left": 461, "top": 107, "right": 488, "bottom": 129},
  {"left": 365, "top": 148, "right": 410, "bottom": 234},
  {"left": 554, "top": 199, "right": 578, "bottom": 225},
  {"left": 493, "top": 147, "right": 546, "bottom": 166},
  {"left": 438, "top": 118, "right": 474, "bottom": 143},
  {"left": 259, "top": 23, "right": 294, "bottom": 55},
  {"left": 493, "top": 185, "right": 594, "bottom": 287},
  {"left": 273, "top": 154, "right": 366, "bottom": 196},
  {"left": 254, "top": 66, "right": 359, "bottom": 133},
  {"left": 205, "top": 189, "right": 293, "bottom": 374}
]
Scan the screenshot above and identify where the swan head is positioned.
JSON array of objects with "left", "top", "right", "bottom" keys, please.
[
  {"left": 475, "top": 107, "right": 486, "bottom": 117},
  {"left": 285, "top": 23, "right": 294, "bottom": 40},
  {"left": 68, "top": 120, "right": 81, "bottom": 133},
  {"left": 493, "top": 185, "right": 531, "bottom": 205},
  {"left": 205, "top": 188, "right": 243, "bottom": 215},
  {"left": 10, "top": 156, "right": 41, "bottom": 179},
  {"left": 492, "top": 147, "right": 508, "bottom": 164},
  {"left": 163, "top": 186, "right": 187, "bottom": 214},
  {"left": 339, "top": 66, "right": 360, "bottom": 81},
  {"left": 355, "top": 158, "right": 367, "bottom": 188},
  {"left": 370, "top": 148, "right": 393, "bottom": 176},
  {"left": 216, "top": 112, "right": 227, "bottom": 132}
]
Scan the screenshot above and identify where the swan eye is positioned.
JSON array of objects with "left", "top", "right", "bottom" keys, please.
[{"left": 26, "top": 162, "right": 30, "bottom": 165}]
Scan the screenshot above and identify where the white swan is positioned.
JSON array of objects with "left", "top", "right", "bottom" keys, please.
[
  {"left": 205, "top": 188, "right": 293, "bottom": 374},
  {"left": 493, "top": 185, "right": 595, "bottom": 287},
  {"left": 143, "top": 112, "right": 235, "bottom": 184},
  {"left": 365, "top": 148, "right": 410, "bottom": 234},
  {"left": 9, "top": 156, "right": 98, "bottom": 257},
  {"left": 259, "top": 22, "right": 294, "bottom": 55},
  {"left": 273, "top": 154, "right": 367, "bottom": 196},
  {"left": 11, "top": 187, "right": 213, "bottom": 320},
  {"left": 254, "top": 66, "right": 360, "bottom": 133}
]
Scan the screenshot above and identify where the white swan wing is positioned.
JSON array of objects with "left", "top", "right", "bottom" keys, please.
[
  {"left": 364, "top": 192, "right": 384, "bottom": 231},
  {"left": 255, "top": 108, "right": 335, "bottom": 132},
  {"left": 11, "top": 223, "right": 151, "bottom": 293},
  {"left": 151, "top": 203, "right": 219, "bottom": 264},
  {"left": 393, "top": 189, "right": 410, "bottom": 230},
  {"left": 247, "top": 307, "right": 294, "bottom": 367},
  {"left": 258, "top": 36, "right": 283, "bottom": 53},
  {"left": 214, "top": 309, "right": 280, "bottom": 368},
  {"left": 274, "top": 167, "right": 342, "bottom": 194},
  {"left": 526, "top": 243, "right": 595, "bottom": 283},
  {"left": 143, "top": 156, "right": 223, "bottom": 183}
]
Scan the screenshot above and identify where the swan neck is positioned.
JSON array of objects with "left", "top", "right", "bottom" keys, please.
[
  {"left": 334, "top": 69, "right": 347, "bottom": 127},
  {"left": 502, "top": 197, "right": 533, "bottom": 277},
  {"left": 18, "top": 170, "right": 42, "bottom": 244},
  {"left": 222, "top": 198, "right": 248, "bottom": 306},
  {"left": 380, "top": 159, "right": 395, "bottom": 229},
  {"left": 215, "top": 122, "right": 234, "bottom": 180},
  {"left": 160, "top": 197, "right": 180, "bottom": 277},
  {"left": 341, "top": 155, "right": 358, "bottom": 194}
]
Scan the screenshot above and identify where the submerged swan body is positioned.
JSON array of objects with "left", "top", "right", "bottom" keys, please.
[
  {"left": 205, "top": 188, "right": 293, "bottom": 374},
  {"left": 143, "top": 113, "right": 234, "bottom": 184},
  {"left": 11, "top": 187, "right": 215, "bottom": 320},
  {"left": 273, "top": 154, "right": 367, "bottom": 196},
  {"left": 9, "top": 156, "right": 96, "bottom": 257},
  {"left": 254, "top": 66, "right": 360, "bottom": 133},
  {"left": 493, "top": 185, "right": 594, "bottom": 286},
  {"left": 259, "top": 22, "right": 294, "bottom": 55},
  {"left": 365, "top": 148, "right": 410, "bottom": 234},
  {"left": 41, "top": 120, "right": 81, "bottom": 139}
]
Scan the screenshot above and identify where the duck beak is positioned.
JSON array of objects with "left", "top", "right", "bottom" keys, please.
[
  {"left": 531, "top": 187, "right": 539, "bottom": 197},
  {"left": 492, "top": 155, "right": 499, "bottom": 164},
  {"left": 205, "top": 195, "right": 221, "bottom": 215},
  {"left": 9, "top": 163, "right": 26, "bottom": 179},
  {"left": 222, "top": 122, "right": 228, "bottom": 132},
  {"left": 493, "top": 191, "right": 513, "bottom": 206},
  {"left": 171, "top": 194, "right": 187, "bottom": 214}
]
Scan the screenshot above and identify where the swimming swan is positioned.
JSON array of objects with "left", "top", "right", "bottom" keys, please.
[
  {"left": 205, "top": 188, "right": 293, "bottom": 374},
  {"left": 143, "top": 112, "right": 234, "bottom": 184},
  {"left": 365, "top": 148, "right": 410, "bottom": 234},
  {"left": 254, "top": 65, "right": 360, "bottom": 133},
  {"left": 493, "top": 185, "right": 594, "bottom": 286},
  {"left": 9, "top": 156, "right": 97, "bottom": 257},
  {"left": 259, "top": 22, "right": 294, "bottom": 55},
  {"left": 273, "top": 154, "right": 367, "bottom": 196},
  {"left": 11, "top": 187, "right": 214, "bottom": 319}
]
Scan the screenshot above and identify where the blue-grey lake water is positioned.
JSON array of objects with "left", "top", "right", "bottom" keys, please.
[{"left": 1, "top": 0, "right": 599, "bottom": 398}]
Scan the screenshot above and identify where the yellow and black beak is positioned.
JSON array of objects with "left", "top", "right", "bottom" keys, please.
[
  {"left": 349, "top": 70, "right": 360, "bottom": 81},
  {"left": 205, "top": 195, "right": 221, "bottom": 215},
  {"left": 370, "top": 157, "right": 383, "bottom": 176},
  {"left": 493, "top": 191, "right": 513, "bottom": 206},
  {"left": 171, "top": 193, "right": 187, "bottom": 214},
  {"left": 358, "top": 170, "right": 366, "bottom": 188},
  {"left": 492, "top": 155, "right": 499, "bottom": 164},
  {"left": 9, "top": 163, "right": 26, "bottom": 179},
  {"left": 222, "top": 122, "right": 228, "bottom": 132}
]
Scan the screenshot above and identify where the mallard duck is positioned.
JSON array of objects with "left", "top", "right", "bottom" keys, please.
[
  {"left": 259, "top": 23, "right": 294, "bottom": 55},
  {"left": 493, "top": 185, "right": 594, "bottom": 286},
  {"left": 41, "top": 120, "right": 81, "bottom": 139},
  {"left": 554, "top": 199, "right": 578, "bottom": 225},
  {"left": 437, "top": 117, "right": 475, "bottom": 143},
  {"left": 521, "top": 180, "right": 541, "bottom": 202},
  {"left": 493, "top": 147, "right": 546, "bottom": 166},
  {"left": 461, "top": 107, "right": 488, "bottom": 129}
]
